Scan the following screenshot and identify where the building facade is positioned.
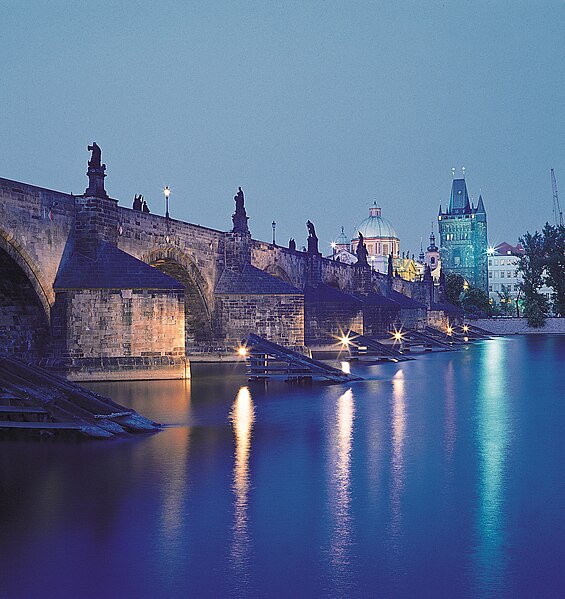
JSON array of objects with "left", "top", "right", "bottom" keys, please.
[{"left": 438, "top": 178, "right": 488, "bottom": 292}]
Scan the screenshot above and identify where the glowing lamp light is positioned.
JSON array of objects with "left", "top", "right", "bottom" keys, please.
[
  {"left": 340, "top": 335, "right": 351, "bottom": 347},
  {"left": 463, "top": 325, "right": 469, "bottom": 332},
  {"left": 464, "top": 336, "right": 469, "bottom": 342},
  {"left": 487, "top": 246, "right": 495, "bottom": 255},
  {"left": 330, "top": 241, "right": 337, "bottom": 249},
  {"left": 393, "top": 331, "right": 403, "bottom": 342},
  {"left": 163, "top": 186, "right": 171, "bottom": 219},
  {"left": 447, "top": 326, "right": 453, "bottom": 335},
  {"left": 237, "top": 346, "right": 248, "bottom": 357}
]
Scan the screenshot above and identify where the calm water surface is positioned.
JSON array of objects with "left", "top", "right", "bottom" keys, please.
[{"left": 1, "top": 336, "right": 564, "bottom": 598}]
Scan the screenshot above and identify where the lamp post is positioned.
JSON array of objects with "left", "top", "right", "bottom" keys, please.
[
  {"left": 272, "top": 220, "right": 276, "bottom": 245},
  {"left": 164, "top": 186, "right": 171, "bottom": 219}
]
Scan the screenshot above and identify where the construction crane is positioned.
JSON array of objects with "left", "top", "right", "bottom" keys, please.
[{"left": 551, "top": 169, "right": 564, "bottom": 227}]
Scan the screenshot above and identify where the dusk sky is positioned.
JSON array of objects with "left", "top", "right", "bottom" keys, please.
[{"left": 2, "top": 1, "right": 564, "bottom": 253}]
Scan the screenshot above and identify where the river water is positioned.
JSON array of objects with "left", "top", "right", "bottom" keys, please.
[{"left": 1, "top": 336, "right": 564, "bottom": 598}]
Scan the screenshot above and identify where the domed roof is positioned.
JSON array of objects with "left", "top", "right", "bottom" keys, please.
[
  {"left": 335, "top": 226, "right": 348, "bottom": 245},
  {"left": 355, "top": 202, "right": 398, "bottom": 240}
]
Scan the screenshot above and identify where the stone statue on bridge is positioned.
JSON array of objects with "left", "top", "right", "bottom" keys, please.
[
  {"left": 306, "top": 220, "right": 320, "bottom": 255},
  {"left": 231, "top": 186, "right": 249, "bottom": 234},
  {"left": 387, "top": 253, "right": 394, "bottom": 280},
  {"left": 288, "top": 238, "right": 296, "bottom": 251},
  {"left": 356, "top": 231, "right": 369, "bottom": 267},
  {"left": 85, "top": 142, "right": 108, "bottom": 198}
]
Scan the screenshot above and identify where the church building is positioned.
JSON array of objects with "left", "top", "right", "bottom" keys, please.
[
  {"left": 438, "top": 177, "right": 488, "bottom": 292},
  {"left": 350, "top": 202, "right": 400, "bottom": 273}
]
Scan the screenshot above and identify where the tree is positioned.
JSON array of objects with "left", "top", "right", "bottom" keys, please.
[
  {"left": 518, "top": 231, "right": 549, "bottom": 327},
  {"left": 462, "top": 285, "right": 491, "bottom": 317},
  {"left": 496, "top": 284, "right": 514, "bottom": 316},
  {"left": 445, "top": 272, "right": 465, "bottom": 306},
  {"left": 542, "top": 223, "right": 565, "bottom": 316}
]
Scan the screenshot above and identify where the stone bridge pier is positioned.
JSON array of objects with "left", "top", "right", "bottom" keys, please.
[{"left": 0, "top": 146, "right": 455, "bottom": 381}]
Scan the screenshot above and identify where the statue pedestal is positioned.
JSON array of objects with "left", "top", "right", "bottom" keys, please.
[{"left": 85, "top": 167, "right": 108, "bottom": 199}]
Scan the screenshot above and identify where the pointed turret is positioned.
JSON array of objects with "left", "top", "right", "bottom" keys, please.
[
  {"left": 438, "top": 204, "right": 442, "bottom": 216},
  {"left": 447, "top": 178, "right": 471, "bottom": 214},
  {"left": 476, "top": 194, "right": 486, "bottom": 214}
]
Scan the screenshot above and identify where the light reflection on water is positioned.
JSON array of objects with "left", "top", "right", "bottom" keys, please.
[
  {"left": 327, "top": 388, "right": 355, "bottom": 593},
  {"left": 229, "top": 386, "right": 255, "bottom": 587},
  {"left": 1, "top": 337, "right": 564, "bottom": 598},
  {"left": 390, "top": 370, "right": 406, "bottom": 544},
  {"left": 474, "top": 339, "right": 512, "bottom": 598}
]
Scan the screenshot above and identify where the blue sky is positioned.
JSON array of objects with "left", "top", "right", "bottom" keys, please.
[{"left": 2, "top": 1, "right": 564, "bottom": 253}]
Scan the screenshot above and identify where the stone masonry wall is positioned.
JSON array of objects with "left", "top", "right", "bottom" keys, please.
[
  {"left": 474, "top": 317, "right": 565, "bottom": 335},
  {"left": 214, "top": 293, "right": 304, "bottom": 348},
  {"left": 0, "top": 178, "right": 75, "bottom": 313},
  {"left": 304, "top": 302, "right": 363, "bottom": 346},
  {"left": 53, "top": 288, "right": 185, "bottom": 359},
  {"left": 362, "top": 306, "right": 400, "bottom": 337}
]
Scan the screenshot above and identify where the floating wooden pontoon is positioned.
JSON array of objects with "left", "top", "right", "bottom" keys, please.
[
  {"left": 344, "top": 331, "right": 413, "bottom": 362},
  {"left": 0, "top": 356, "right": 160, "bottom": 439},
  {"left": 401, "top": 328, "right": 454, "bottom": 350},
  {"left": 245, "top": 334, "right": 363, "bottom": 383},
  {"left": 465, "top": 323, "right": 495, "bottom": 338}
]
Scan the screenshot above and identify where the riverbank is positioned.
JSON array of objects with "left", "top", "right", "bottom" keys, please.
[{"left": 475, "top": 317, "right": 565, "bottom": 335}]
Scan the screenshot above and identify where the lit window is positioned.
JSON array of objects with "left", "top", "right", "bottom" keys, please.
[
  {"left": 507, "top": 271, "right": 512, "bottom": 278},
  {"left": 500, "top": 259, "right": 505, "bottom": 266}
]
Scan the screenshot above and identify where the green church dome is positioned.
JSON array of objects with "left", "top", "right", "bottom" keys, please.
[{"left": 355, "top": 202, "right": 398, "bottom": 240}]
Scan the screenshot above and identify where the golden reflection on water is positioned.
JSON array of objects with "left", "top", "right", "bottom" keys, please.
[
  {"left": 475, "top": 340, "right": 511, "bottom": 596},
  {"left": 230, "top": 386, "right": 255, "bottom": 577},
  {"left": 328, "top": 388, "right": 355, "bottom": 582},
  {"left": 155, "top": 381, "right": 192, "bottom": 578},
  {"left": 390, "top": 370, "right": 406, "bottom": 539}
]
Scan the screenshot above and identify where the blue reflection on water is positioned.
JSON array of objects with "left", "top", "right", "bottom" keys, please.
[
  {"left": 474, "top": 339, "right": 512, "bottom": 598},
  {"left": 1, "top": 338, "right": 565, "bottom": 598}
]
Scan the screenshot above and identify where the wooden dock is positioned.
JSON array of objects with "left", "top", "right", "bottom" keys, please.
[
  {"left": 0, "top": 356, "right": 160, "bottom": 439},
  {"left": 245, "top": 334, "right": 363, "bottom": 383},
  {"left": 343, "top": 331, "right": 413, "bottom": 362}
]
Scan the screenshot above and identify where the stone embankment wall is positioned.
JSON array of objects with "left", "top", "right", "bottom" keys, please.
[
  {"left": 214, "top": 293, "right": 305, "bottom": 348},
  {"left": 474, "top": 317, "right": 565, "bottom": 335}
]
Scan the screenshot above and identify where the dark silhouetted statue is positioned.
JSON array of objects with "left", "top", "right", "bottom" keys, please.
[
  {"left": 232, "top": 186, "right": 249, "bottom": 234},
  {"left": 356, "top": 231, "right": 369, "bottom": 267},
  {"left": 132, "top": 194, "right": 143, "bottom": 211},
  {"left": 85, "top": 142, "right": 108, "bottom": 198},
  {"left": 387, "top": 253, "right": 394, "bottom": 280},
  {"left": 306, "top": 220, "right": 319, "bottom": 255},
  {"left": 289, "top": 238, "right": 296, "bottom": 251}
]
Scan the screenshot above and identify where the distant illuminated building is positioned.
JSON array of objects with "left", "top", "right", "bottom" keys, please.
[
  {"left": 438, "top": 176, "right": 488, "bottom": 292},
  {"left": 351, "top": 202, "right": 400, "bottom": 267}
]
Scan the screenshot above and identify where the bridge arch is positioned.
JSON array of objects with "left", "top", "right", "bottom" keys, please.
[
  {"left": 140, "top": 247, "right": 213, "bottom": 349},
  {"left": 322, "top": 274, "right": 345, "bottom": 291},
  {"left": 0, "top": 228, "right": 53, "bottom": 318},
  {"left": 263, "top": 263, "right": 293, "bottom": 285},
  {"left": 0, "top": 230, "right": 51, "bottom": 357}
]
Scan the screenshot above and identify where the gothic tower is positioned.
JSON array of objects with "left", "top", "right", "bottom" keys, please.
[{"left": 438, "top": 177, "right": 488, "bottom": 292}]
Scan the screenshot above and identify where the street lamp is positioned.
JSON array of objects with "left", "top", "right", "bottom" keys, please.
[
  {"left": 164, "top": 186, "right": 171, "bottom": 219},
  {"left": 272, "top": 220, "right": 276, "bottom": 245}
]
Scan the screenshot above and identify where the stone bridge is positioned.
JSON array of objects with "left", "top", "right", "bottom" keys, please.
[{"left": 0, "top": 149, "right": 453, "bottom": 380}]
